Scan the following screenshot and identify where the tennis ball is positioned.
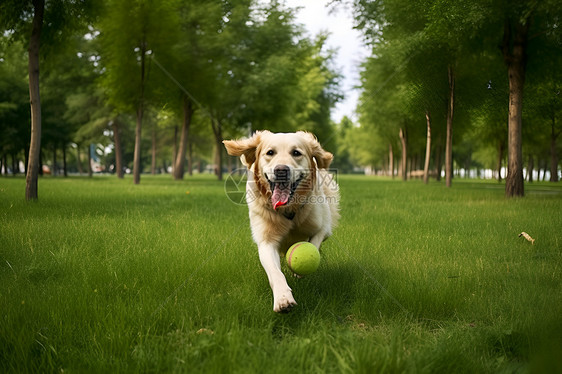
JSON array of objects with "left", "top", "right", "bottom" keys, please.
[{"left": 286, "top": 242, "right": 320, "bottom": 276}]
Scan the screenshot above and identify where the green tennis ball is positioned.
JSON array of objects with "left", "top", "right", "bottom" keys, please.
[{"left": 286, "top": 242, "right": 320, "bottom": 276}]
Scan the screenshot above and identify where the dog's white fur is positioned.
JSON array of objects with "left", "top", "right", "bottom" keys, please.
[{"left": 223, "top": 131, "right": 339, "bottom": 312}]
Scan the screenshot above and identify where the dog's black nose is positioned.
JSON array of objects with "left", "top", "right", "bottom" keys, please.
[{"left": 274, "top": 165, "right": 291, "bottom": 181}]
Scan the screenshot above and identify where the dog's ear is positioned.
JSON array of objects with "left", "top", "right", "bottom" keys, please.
[
  {"left": 297, "top": 131, "right": 333, "bottom": 169},
  {"left": 223, "top": 131, "right": 268, "bottom": 167}
]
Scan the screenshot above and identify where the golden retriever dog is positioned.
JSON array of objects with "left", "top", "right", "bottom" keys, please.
[{"left": 223, "top": 131, "right": 339, "bottom": 312}]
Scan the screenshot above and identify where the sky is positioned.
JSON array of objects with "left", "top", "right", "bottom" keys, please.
[{"left": 284, "top": 0, "right": 370, "bottom": 123}]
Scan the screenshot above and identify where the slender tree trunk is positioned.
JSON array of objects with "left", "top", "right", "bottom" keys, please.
[
  {"left": 188, "top": 137, "right": 193, "bottom": 176},
  {"left": 527, "top": 155, "right": 534, "bottom": 183},
  {"left": 87, "top": 145, "right": 93, "bottom": 177},
  {"left": 172, "top": 125, "right": 178, "bottom": 176},
  {"left": 464, "top": 156, "right": 471, "bottom": 178},
  {"left": 133, "top": 41, "right": 147, "bottom": 185},
  {"left": 388, "top": 143, "right": 394, "bottom": 179},
  {"left": 62, "top": 144, "right": 67, "bottom": 177},
  {"left": 76, "top": 145, "right": 83, "bottom": 175},
  {"left": 399, "top": 127, "right": 407, "bottom": 181},
  {"left": 211, "top": 117, "right": 223, "bottom": 181},
  {"left": 25, "top": 0, "right": 45, "bottom": 201},
  {"left": 445, "top": 65, "right": 455, "bottom": 188},
  {"left": 38, "top": 149, "right": 43, "bottom": 175},
  {"left": 24, "top": 145, "right": 29, "bottom": 175},
  {"left": 133, "top": 104, "right": 143, "bottom": 184},
  {"left": 550, "top": 117, "right": 559, "bottom": 182},
  {"left": 497, "top": 141, "right": 505, "bottom": 182},
  {"left": 174, "top": 97, "right": 193, "bottom": 180},
  {"left": 151, "top": 123, "right": 157, "bottom": 175},
  {"left": 112, "top": 121, "right": 124, "bottom": 178},
  {"left": 12, "top": 154, "right": 18, "bottom": 175},
  {"left": 503, "top": 18, "right": 530, "bottom": 197},
  {"left": 53, "top": 144, "right": 57, "bottom": 176},
  {"left": 423, "top": 110, "right": 432, "bottom": 184},
  {"left": 435, "top": 143, "right": 442, "bottom": 181}
]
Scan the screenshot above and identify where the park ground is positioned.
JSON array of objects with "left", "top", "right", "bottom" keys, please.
[{"left": 1, "top": 175, "right": 561, "bottom": 373}]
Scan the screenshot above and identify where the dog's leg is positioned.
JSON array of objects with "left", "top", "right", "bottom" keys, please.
[
  {"left": 258, "top": 242, "right": 297, "bottom": 313},
  {"left": 309, "top": 231, "right": 328, "bottom": 250}
]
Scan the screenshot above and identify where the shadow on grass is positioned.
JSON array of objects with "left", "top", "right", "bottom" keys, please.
[{"left": 269, "top": 258, "right": 410, "bottom": 338}]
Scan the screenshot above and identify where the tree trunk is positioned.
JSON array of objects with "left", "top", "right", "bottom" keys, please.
[
  {"left": 423, "top": 110, "right": 432, "bottom": 184},
  {"left": 133, "top": 104, "right": 143, "bottom": 184},
  {"left": 24, "top": 145, "right": 29, "bottom": 175},
  {"left": 211, "top": 117, "right": 223, "bottom": 181},
  {"left": 497, "top": 140, "right": 504, "bottom": 182},
  {"left": 112, "top": 121, "right": 124, "bottom": 178},
  {"left": 435, "top": 143, "right": 442, "bottom": 181},
  {"left": 174, "top": 96, "right": 193, "bottom": 180},
  {"left": 188, "top": 137, "right": 193, "bottom": 176},
  {"left": 527, "top": 155, "right": 534, "bottom": 182},
  {"left": 76, "top": 145, "right": 83, "bottom": 175},
  {"left": 12, "top": 153, "right": 18, "bottom": 175},
  {"left": 445, "top": 65, "right": 455, "bottom": 188},
  {"left": 550, "top": 116, "right": 559, "bottom": 182},
  {"left": 87, "top": 144, "right": 93, "bottom": 177},
  {"left": 172, "top": 125, "right": 178, "bottom": 176},
  {"left": 151, "top": 123, "right": 157, "bottom": 175},
  {"left": 53, "top": 143, "right": 57, "bottom": 176},
  {"left": 133, "top": 41, "right": 147, "bottom": 185},
  {"left": 25, "top": 0, "right": 45, "bottom": 201},
  {"left": 503, "top": 18, "right": 530, "bottom": 197},
  {"left": 399, "top": 127, "right": 407, "bottom": 181},
  {"left": 388, "top": 143, "right": 394, "bottom": 178},
  {"left": 62, "top": 144, "right": 67, "bottom": 177},
  {"left": 38, "top": 148, "right": 43, "bottom": 176}
]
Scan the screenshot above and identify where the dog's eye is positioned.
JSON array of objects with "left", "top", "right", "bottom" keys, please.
[
  {"left": 292, "top": 150, "right": 302, "bottom": 157},
  {"left": 266, "top": 150, "right": 275, "bottom": 156}
]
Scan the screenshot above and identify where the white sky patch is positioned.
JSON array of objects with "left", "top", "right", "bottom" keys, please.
[{"left": 284, "top": 0, "right": 369, "bottom": 123}]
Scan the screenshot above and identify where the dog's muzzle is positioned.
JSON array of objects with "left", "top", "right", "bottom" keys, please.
[{"left": 267, "top": 165, "right": 303, "bottom": 210}]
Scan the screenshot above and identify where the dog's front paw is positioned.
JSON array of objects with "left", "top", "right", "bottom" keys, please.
[{"left": 273, "top": 290, "right": 297, "bottom": 313}]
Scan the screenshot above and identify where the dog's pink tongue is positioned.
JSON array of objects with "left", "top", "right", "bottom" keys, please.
[{"left": 272, "top": 184, "right": 290, "bottom": 210}]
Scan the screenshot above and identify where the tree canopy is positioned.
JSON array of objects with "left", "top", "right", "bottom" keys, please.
[
  {"left": 0, "top": 0, "right": 560, "bottom": 198},
  {"left": 345, "top": 0, "right": 561, "bottom": 191}
]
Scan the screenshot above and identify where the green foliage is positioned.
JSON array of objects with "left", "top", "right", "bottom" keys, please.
[
  {"left": 1, "top": 176, "right": 561, "bottom": 371},
  {"left": 1, "top": 0, "right": 559, "bottom": 178},
  {"left": 348, "top": 0, "right": 562, "bottom": 178},
  {"left": 0, "top": 40, "right": 29, "bottom": 160},
  {"left": 98, "top": 0, "right": 175, "bottom": 114}
]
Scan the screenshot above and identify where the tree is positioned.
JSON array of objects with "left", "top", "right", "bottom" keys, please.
[
  {"left": 351, "top": 0, "right": 459, "bottom": 184},
  {"left": 502, "top": 5, "right": 530, "bottom": 196},
  {"left": 357, "top": 49, "right": 411, "bottom": 178},
  {"left": 154, "top": 0, "right": 222, "bottom": 180},
  {"left": 484, "top": 0, "right": 561, "bottom": 195},
  {"left": 1, "top": 0, "right": 95, "bottom": 198},
  {"left": 349, "top": 0, "right": 561, "bottom": 190},
  {"left": 98, "top": 0, "right": 176, "bottom": 184},
  {"left": 0, "top": 38, "right": 30, "bottom": 176}
]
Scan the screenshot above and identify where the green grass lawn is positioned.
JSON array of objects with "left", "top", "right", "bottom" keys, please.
[{"left": 1, "top": 175, "right": 561, "bottom": 373}]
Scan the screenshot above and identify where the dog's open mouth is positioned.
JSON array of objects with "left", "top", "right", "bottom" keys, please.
[{"left": 267, "top": 175, "right": 303, "bottom": 210}]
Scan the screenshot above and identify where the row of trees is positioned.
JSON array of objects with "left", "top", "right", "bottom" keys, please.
[
  {"left": 0, "top": 0, "right": 341, "bottom": 200},
  {"left": 1, "top": 0, "right": 560, "bottom": 201},
  {"left": 341, "top": 0, "right": 561, "bottom": 196}
]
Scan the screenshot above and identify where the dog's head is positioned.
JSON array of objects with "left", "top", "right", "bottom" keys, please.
[{"left": 223, "top": 131, "right": 333, "bottom": 210}]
